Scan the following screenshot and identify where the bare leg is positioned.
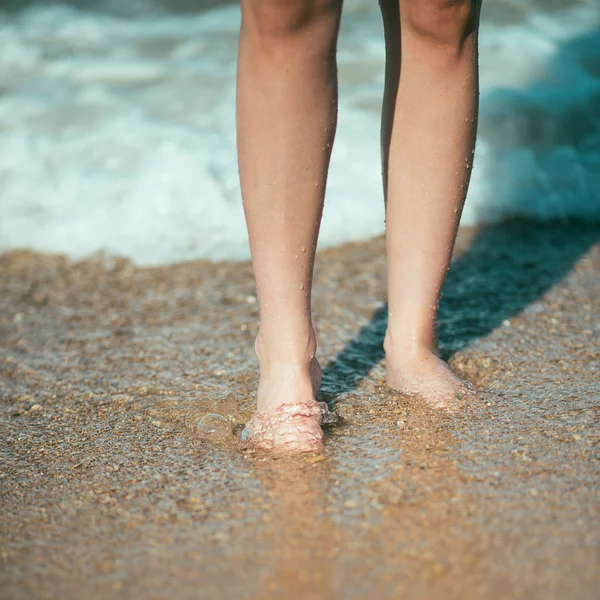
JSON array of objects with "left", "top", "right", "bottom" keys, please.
[
  {"left": 380, "top": 0, "right": 482, "bottom": 409},
  {"left": 237, "top": 0, "right": 342, "bottom": 449}
]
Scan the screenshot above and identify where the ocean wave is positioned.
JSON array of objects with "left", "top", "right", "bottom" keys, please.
[{"left": 0, "top": 0, "right": 599, "bottom": 264}]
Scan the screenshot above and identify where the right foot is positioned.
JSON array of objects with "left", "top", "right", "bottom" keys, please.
[
  {"left": 384, "top": 335, "right": 480, "bottom": 411},
  {"left": 386, "top": 349, "right": 479, "bottom": 411},
  {"left": 242, "top": 337, "right": 328, "bottom": 452}
]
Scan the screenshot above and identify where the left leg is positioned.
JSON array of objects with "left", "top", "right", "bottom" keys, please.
[
  {"left": 381, "top": 0, "right": 482, "bottom": 408},
  {"left": 237, "top": 0, "right": 343, "bottom": 450}
]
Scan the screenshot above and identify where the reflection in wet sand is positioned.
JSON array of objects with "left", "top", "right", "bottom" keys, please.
[
  {"left": 253, "top": 456, "right": 337, "bottom": 599},
  {"left": 246, "top": 402, "right": 491, "bottom": 599}
]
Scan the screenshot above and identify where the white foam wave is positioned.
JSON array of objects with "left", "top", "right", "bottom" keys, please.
[{"left": 0, "top": 0, "right": 599, "bottom": 264}]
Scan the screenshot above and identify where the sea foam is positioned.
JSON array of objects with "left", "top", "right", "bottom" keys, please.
[{"left": 0, "top": 0, "right": 599, "bottom": 264}]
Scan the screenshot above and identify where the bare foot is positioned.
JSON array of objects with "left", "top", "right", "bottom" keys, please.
[
  {"left": 242, "top": 336, "right": 329, "bottom": 452},
  {"left": 385, "top": 342, "right": 479, "bottom": 411}
]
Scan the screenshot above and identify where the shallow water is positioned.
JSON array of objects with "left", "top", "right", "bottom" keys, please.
[
  {"left": 1, "top": 0, "right": 599, "bottom": 263},
  {"left": 1, "top": 222, "right": 599, "bottom": 598}
]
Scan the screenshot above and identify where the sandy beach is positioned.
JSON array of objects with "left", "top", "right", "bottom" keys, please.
[{"left": 1, "top": 220, "right": 599, "bottom": 599}]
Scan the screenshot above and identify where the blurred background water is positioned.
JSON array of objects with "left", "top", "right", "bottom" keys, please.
[{"left": 0, "top": 0, "right": 599, "bottom": 264}]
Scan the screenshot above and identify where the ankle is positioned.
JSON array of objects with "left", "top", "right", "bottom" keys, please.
[
  {"left": 255, "top": 328, "right": 317, "bottom": 372},
  {"left": 384, "top": 332, "right": 437, "bottom": 364}
]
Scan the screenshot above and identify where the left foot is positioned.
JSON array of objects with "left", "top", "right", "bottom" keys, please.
[
  {"left": 242, "top": 334, "right": 330, "bottom": 452},
  {"left": 385, "top": 343, "right": 479, "bottom": 410},
  {"left": 242, "top": 396, "right": 330, "bottom": 453}
]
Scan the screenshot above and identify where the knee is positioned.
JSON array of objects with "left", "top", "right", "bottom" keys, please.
[
  {"left": 401, "top": 0, "right": 477, "bottom": 49},
  {"left": 241, "top": 0, "right": 340, "bottom": 44}
]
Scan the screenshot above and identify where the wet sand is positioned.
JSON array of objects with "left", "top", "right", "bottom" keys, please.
[{"left": 1, "top": 220, "right": 599, "bottom": 599}]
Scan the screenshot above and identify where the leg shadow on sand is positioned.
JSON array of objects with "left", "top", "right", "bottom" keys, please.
[{"left": 321, "top": 220, "right": 600, "bottom": 402}]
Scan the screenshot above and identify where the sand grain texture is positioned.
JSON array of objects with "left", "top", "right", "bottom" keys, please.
[{"left": 1, "top": 221, "right": 599, "bottom": 599}]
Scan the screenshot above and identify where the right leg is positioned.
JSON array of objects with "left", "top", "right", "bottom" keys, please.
[
  {"left": 379, "top": 0, "right": 482, "bottom": 409},
  {"left": 237, "top": 0, "right": 342, "bottom": 450}
]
